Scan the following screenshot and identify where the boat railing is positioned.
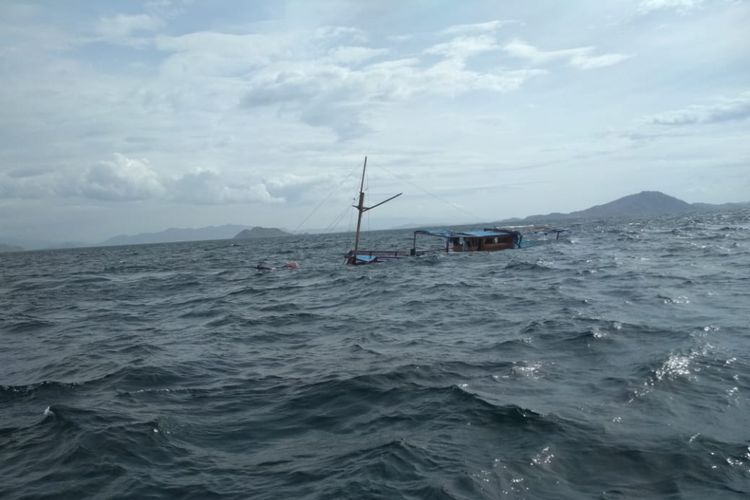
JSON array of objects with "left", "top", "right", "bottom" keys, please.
[
  {"left": 344, "top": 249, "right": 411, "bottom": 259},
  {"left": 487, "top": 226, "right": 567, "bottom": 240}
]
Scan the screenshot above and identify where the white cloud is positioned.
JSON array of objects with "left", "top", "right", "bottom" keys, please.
[
  {"left": 638, "top": 0, "right": 704, "bottom": 13},
  {"left": 314, "top": 26, "right": 368, "bottom": 44},
  {"left": 96, "top": 14, "right": 162, "bottom": 38},
  {"left": 241, "top": 62, "right": 351, "bottom": 107},
  {"left": 234, "top": 30, "right": 544, "bottom": 138},
  {"left": 2, "top": 1, "right": 748, "bottom": 243},
  {"left": 146, "top": 22, "right": 549, "bottom": 140},
  {"left": 571, "top": 52, "right": 633, "bottom": 70},
  {"left": 170, "top": 170, "right": 281, "bottom": 205},
  {"left": 0, "top": 153, "right": 284, "bottom": 206},
  {"left": 156, "top": 32, "right": 289, "bottom": 76},
  {"left": 265, "top": 172, "right": 338, "bottom": 203},
  {"left": 145, "top": 0, "right": 190, "bottom": 18},
  {"left": 425, "top": 34, "right": 500, "bottom": 60},
  {"left": 75, "top": 153, "right": 164, "bottom": 201},
  {"left": 503, "top": 39, "right": 632, "bottom": 69},
  {"left": 647, "top": 91, "right": 750, "bottom": 126},
  {"left": 422, "top": 60, "right": 542, "bottom": 95},
  {"left": 80, "top": 19, "right": 557, "bottom": 142},
  {"left": 327, "top": 46, "right": 388, "bottom": 64},
  {"left": 239, "top": 54, "right": 542, "bottom": 137},
  {"left": 441, "top": 20, "right": 519, "bottom": 36}
]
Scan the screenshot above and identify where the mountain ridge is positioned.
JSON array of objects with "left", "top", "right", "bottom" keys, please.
[
  {"left": 2, "top": 192, "right": 747, "bottom": 250},
  {"left": 0, "top": 243, "right": 24, "bottom": 253},
  {"left": 233, "top": 227, "right": 291, "bottom": 239},
  {"left": 101, "top": 224, "right": 253, "bottom": 246},
  {"left": 507, "top": 191, "right": 746, "bottom": 225}
]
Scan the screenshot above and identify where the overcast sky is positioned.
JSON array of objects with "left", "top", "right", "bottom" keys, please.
[{"left": 1, "top": 0, "right": 748, "bottom": 243}]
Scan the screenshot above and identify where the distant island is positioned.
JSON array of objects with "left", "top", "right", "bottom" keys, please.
[
  {"left": 97, "top": 224, "right": 292, "bottom": 247},
  {"left": 101, "top": 224, "right": 253, "bottom": 246},
  {"left": 233, "top": 227, "right": 290, "bottom": 239},
  {"left": 0, "top": 243, "right": 24, "bottom": 253},
  {"left": 1, "top": 192, "right": 746, "bottom": 251},
  {"left": 496, "top": 191, "right": 750, "bottom": 225}
]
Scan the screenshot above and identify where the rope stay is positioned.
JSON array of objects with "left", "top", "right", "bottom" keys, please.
[
  {"left": 292, "top": 162, "right": 361, "bottom": 234},
  {"left": 375, "top": 163, "right": 484, "bottom": 223},
  {"left": 295, "top": 157, "right": 488, "bottom": 240}
]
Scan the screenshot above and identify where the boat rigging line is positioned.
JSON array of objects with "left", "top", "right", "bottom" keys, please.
[
  {"left": 322, "top": 199, "right": 355, "bottom": 234},
  {"left": 375, "top": 163, "right": 484, "bottom": 224},
  {"left": 292, "top": 161, "right": 362, "bottom": 234}
]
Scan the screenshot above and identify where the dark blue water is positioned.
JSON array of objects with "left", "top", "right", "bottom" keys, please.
[{"left": 2, "top": 211, "right": 749, "bottom": 499}]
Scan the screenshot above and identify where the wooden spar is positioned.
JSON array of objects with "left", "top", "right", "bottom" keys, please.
[{"left": 348, "top": 156, "right": 403, "bottom": 264}]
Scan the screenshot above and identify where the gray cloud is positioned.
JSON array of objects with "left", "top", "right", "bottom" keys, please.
[
  {"left": 7, "top": 166, "right": 53, "bottom": 179},
  {"left": 238, "top": 30, "right": 543, "bottom": 139},
  {"left": 647, "top": 92, "right": 750, "bottom": 126},
  {"left": 1, "top": 1, "right": 748, "bottom": 243},
  {"left": 298, "top": 102, "right": 372, "bottom": 140},
  {"left": 0, "top": 172, "right": 56, "bottom": 199}
]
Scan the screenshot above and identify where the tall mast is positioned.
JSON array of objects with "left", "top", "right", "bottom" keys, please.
[
  {"left": 348, "top": 156, "right": 402, "bottom": 264},
  {"left": 352, "top": 156, "right": 367, "bottom": 259}
]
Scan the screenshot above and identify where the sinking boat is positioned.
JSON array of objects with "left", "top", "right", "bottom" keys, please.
[
  {"left": 345, "top": 157, "right": 406, "bottom": 265},
  {"left": 491, "top": 225, "right": 567, "bottom": 248},
  {"left": 410, "top": 225, "right": 565, "bottom": 255},
  {"left": 343, "top": 157, "right": 566, "bottom": 263}
]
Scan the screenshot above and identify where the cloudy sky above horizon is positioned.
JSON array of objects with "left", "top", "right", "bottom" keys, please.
[{"left": 1, "top": 0, "right": 748, "bottom": 243}]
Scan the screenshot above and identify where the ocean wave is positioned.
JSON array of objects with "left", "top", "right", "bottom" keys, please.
[
  {"left": 1, "top": 380, "right": 83, "bottom": 402},
  {"left": 2, "top": 211, "right": 750, "bottom": 498},
  {"left": 503, "top": 260, "right": 554, "bottom": 272}
]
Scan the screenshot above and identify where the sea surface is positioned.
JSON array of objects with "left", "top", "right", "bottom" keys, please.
[{"left": 1, "top": 211, "right": 749, "bottom": 499}]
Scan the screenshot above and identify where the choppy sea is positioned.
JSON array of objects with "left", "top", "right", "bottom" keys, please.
[{"left": 1, "top": 211, "right": 749, "bottom": 499}]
